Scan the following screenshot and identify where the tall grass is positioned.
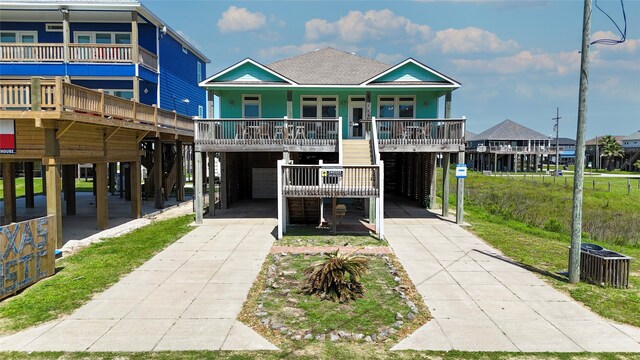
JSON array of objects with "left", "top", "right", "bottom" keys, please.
[{"left": 462, "top": 173, "right": 640, "bottom": 246}]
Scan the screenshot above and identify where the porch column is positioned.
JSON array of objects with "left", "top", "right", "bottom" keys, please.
[
  {"left": 428, "top": 153, "right": 437, "bottom": 210},
  {"left": 220, "top": 152, "right": 228, "bottom": 209},
  {"left": 494, "top": 152, "right": 498, "bottom": 172},
  {"left": 62, "top": 164, "right": 76, "bottom": 215},
  {"left": 456, "top": 152, "right": 465, "bottom": 225},
  {"left": 130, "top": 161, "right": 141, "bottom": 218},
  {"left": 208, "top": 152, "right": 215, "bottom": 217},
  {"left": 108, "top": 163, "right": 116, "bottom": 194},
  {"left": 286, "top": 90, "right": 293, "bottom": 118},
  {"left": 442, "top": 153, "right": 451, "bottom": 217},
  {"left": 176, "top": 140, "right": 184, "bottom": 201},
  {"left": 207, "top": 90, "right": 215, "bottom": 118},
  {"left": 194, "top": 151, "right": 203, "bottom": 224},
  {"left": 131, "top": 12, "right": 139, "bottom": 65},
  {"left": 44, "top": 128, "right": 62, "bottom": 248},
  {"left": 24, "top": 161, "right": 35, "bottom": 208},
  {"left": 96, "top": 162, "right": 108, "bottom": 230},
  {"left": 2, "top": 162, "right": 16, "bottom": 224},
  {"left": 62, "top": 9, "right": 70, "bottom": 63},
  {"left": 154, "top": 138, "right": 164, "bottom": 209}
]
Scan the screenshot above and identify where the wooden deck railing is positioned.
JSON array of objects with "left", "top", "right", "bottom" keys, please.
[
  {"left": 0, "top": 43, "right": 64, "bottom": 62},
  {"left": 69, "top": 44, "right": 132, "bottom": 62},
  {"left": 375, "top": 118, "right": 466, "bottom": 146},
  {"left": 138, "top": 46, "right": 158, "bottom": 71},
  {"left": 475, "top": 145, "right": 551, "bottom": 153},
  {"left": 195, "top": 118, "right": 339, "bottom": 147},
  {"left": 1, "top": 43, "right": 157, "bottom": 68},
  {"left": 281, "top": 164, "right": 380, "bottom": 198},
  {"left": 0, "top": 78, "right": 193, "bottom": 133}
]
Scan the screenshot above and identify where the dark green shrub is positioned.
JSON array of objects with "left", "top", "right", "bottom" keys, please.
[
  {"left": 301, "top": 249, "right": 369, "bottom": 303},
  {"left": 543, "top": 218, "right": 564, "bottom": 233}
]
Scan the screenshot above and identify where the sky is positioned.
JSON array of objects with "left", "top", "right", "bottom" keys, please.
[{"left": 143, "top": 0, "right": 639, "bottom": 139}]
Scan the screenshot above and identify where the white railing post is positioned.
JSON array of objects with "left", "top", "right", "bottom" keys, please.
[
  {"left": 194, "top": 151, "right": 203, "bottom": 225},
  {"left": 338, "top": 116, "right": 343, "bottom": 164},
  {"left": 371, "top": 116, "right": 380, "bottom": 165},
  {"left": 277, "top": 160, "right": 284, "bottom": 239},
  {"left": 378, "top": 160, "right": 385, "bottom": 240}
]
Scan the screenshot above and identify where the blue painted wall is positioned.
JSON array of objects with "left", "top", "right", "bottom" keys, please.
[
  {"left": 0, "top": 22, "right": 62, "bottom": 42},
  {"left": 138, "top": 23, "right": 156, "bottom": 53},
  {"left": 158, "top": 33, "right": 205, "bottom": 117},
  {"left": 0, "top": 63, "right": 134, "bottom": 77},
  {"left": 72, "top": 79, "right": 132, "bottom": 89}
]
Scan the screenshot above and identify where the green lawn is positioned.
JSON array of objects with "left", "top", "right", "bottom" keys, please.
[
  {"left": 0, "top": 177, "right": 95, "bottom": 200},
  {"left": 280, "top": 227, "right": 386, "bottom": 247},
  {"left": 441, "top": 170, "right": 640, "bottom": 327},
  {"left": 0, "top": 215, "right": 193, "bottom": 334}
]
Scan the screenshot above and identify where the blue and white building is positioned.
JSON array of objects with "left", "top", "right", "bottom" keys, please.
[{"left": 0, "top": 0, "right": 209, "bottom": 117}]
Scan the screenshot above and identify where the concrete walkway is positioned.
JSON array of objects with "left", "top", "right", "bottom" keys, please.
[
  {"left": 0, "top": 218, "right": 278, "bottom": 352},
  {"left": 387, "top": 215, "right": 640, "bottom": 352}
]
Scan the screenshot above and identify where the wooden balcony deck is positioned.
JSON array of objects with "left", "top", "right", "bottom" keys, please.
[
  {"left": 372, "top": 118, "right": 466, "bottom": 152},
  {"left": 0, "top": 78, "right": 192, "bottom": 137},
  {"left": 195, "top": 118, "right": 340, "bottom": 152},
  {"left": 281, "top": 164, "right": 380, "bottom": 198},
  {"left": 470, "top": 145, "right": 551, "bottom": 154},
  {"left": 0, "top": 43, "right": 158, "bottom": 71}
]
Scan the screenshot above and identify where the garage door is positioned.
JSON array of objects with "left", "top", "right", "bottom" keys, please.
[{"left": 252, "top": 168, "right": 277, "bottom": 198}]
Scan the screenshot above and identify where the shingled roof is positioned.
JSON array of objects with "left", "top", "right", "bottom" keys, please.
[
  {"left": 266, "top": 48, "right": 392, "bottom": 85},
  {"left": 473, "top": 119, "right": 549, "bottom": 141}
]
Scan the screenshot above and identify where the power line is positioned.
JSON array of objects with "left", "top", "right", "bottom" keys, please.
[{"left": 591, "top": 0, "right": 627, "bottom": 46}]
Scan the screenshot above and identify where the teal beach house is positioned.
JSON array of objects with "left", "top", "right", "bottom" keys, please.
[{"left": 193, "top": 48, "right": 466, "bottom": 238}]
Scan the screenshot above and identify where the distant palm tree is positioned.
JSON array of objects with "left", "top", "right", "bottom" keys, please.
[
  {"left": 598, "top": 135, "right": 624, "bottom": 171},
  {"left": 635, "top": 159, "right": 640, "bottom": 172}
]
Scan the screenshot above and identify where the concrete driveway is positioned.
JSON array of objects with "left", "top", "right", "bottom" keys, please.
[{"left": 0, "top": 218, "right": 278, "bottom": 352}]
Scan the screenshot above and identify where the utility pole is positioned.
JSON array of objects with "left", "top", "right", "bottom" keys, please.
[
  {"left": 595, "top": 135, "right": 599, "bottom": 169},
  {"left": 553, "top": 107, "right": 561, "bottom": 175},
  {"left": 569, "top": 0, "right": 591, "bottom": 284}
]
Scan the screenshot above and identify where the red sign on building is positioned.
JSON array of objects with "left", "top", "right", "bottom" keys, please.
[{"left": 0, "top": 119, "right": 16, "bottom": 154}]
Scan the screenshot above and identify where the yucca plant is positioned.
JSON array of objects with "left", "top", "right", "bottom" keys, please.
[{"left": 301, "top": 249, "right": 369, "bottom": 303}]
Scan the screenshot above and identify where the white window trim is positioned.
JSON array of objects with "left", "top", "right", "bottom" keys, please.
[
  {"left": 198, "top": 105, "right": 204, "bottom": 118},
  {"left": 45, "top": 23, "right": 63, "bottom": 32},
  {"left": 197, "top": 61, "right": 202, "bottom": 82},
  {"left": 300, "top": 95, "right": 338, "bottom": 119},
  {"left": 74, "top": 32, "right": 131, "bottom": 44},
  {"left": 1, "top": 30, "right": 38, "bottom": 43},
  {"left": 182, "top": 46, "right": 188, "bottom": 54},
  {"left": 242, "top": 94, "right": 261, "bottom": 118},
  {"left": 377, "top": 95, "right": 416, "bottom": 118}
]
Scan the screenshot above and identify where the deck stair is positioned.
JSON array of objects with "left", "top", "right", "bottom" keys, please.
[{"left": 342, "top": 139, "right": 372, "bottom": 165}]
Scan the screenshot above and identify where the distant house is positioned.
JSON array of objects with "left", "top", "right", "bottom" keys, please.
[
  {"left": 585, "top": 136, "right": 624, "bottom": 170},
  {"left": 622, "top": 131, "right": 640, "bottom": 170},
  {"left": 556, "top": 137, "right": 576, "bottom": 166},
  {"left": 466, "top": 119, "right": 551, "bottom": 172}
]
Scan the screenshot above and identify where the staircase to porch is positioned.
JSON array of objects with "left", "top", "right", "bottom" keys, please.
[{"left": 342, "top": 139, "right": 373, "bottom": 165}]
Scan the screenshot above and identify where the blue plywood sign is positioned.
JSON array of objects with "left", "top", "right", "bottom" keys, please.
[{"left": 455, "top": 164, "right": 467, "bottom": 179}]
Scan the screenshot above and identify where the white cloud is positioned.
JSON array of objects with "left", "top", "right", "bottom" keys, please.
[
  {"left": 217, "top": 6, "right": 266, "bottom": 33},
  {"left": 453, "top": 50, "right": 582, "bottom": 75},
  {"left": 421, "top": 27, "right": 518, "bottom": 54},
  {"left": 305, "top": 9, "right": 431, "bottom": 43},
  {"left": 374, "top": 52, "right": 406, "bottom": 64}
]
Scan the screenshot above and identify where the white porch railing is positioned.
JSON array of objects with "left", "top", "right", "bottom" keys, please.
[
  {"left": 476, "top": 145, "right": 551, "bottom": 153},
  {"left": 0, "top": 43, "right": 157, "bottom": 67},
  {"left": 195, "top": 118, "right": 339, "bottom": 147},
  {"left": 281, "top": 164, "right": 380, "bottom": 198},
  {"left": 0, "top": 43, "right": 64, "bottom": 62},
  {"left": 376, "top": 118, "right": 466, "bottom": 146}
]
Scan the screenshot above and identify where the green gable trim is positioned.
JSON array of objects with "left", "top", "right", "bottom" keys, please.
[
  {"left": 213, "top": 63, "right": 287, "bottom": 83},
  {"left": 374, "top": 62, "right": 445, "bottom": 83},
  {"left": 200, "top": 59, "right": 295, "bottom": 86}
]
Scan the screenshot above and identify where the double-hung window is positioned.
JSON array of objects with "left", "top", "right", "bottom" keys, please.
[
  {"left": 0, "top": 31, "right": 37, "bottom": 43},
  {"left": 74, "top": 32, "right": 131, "bottom": 44},
  {"left": 378, "top": 96, "right": 415, "bottom": 118},
  {"left": 300, "top": 96, "right": 337, "bottom": 119}
]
